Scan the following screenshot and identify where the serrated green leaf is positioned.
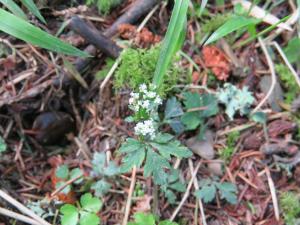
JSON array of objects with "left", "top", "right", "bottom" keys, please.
[
  {"left": 60, "top": 204, "right": 78, "bottom": 225},
  {"left": 80, "top": 193, "right": 102, "bottom": 213},
  {"left": 0, "top": 136, "right": 7, "bottom": 153},
  {"left": 0, "top": 0, "right": 27, "bottom": 19},
  {"left": 181, "top": 112, "right": 202, "bottom": 130},
  {"left": 119, "top": 138, "right": 143, "bottom": 153},
  {"left": 91, "top": 180, "right": 111, "bottom": 197},
  {"left": 153, "top": 133, "right": 174, "bottom": 144},
  {"left": 150, "top": 141, "right": 192, "bottom": 159},
  {"left": 205, "top": 16, "right": 258, "bottom": 45},
  {"left": 103, "top": 161, "right": 120, "bottom": 176},
  {"left": 169, "top": 118, "right": 185, "bottom": 134},
  {"left": 92, "top": 152, "right": 106, "bottom": 176},
  {"left": 121, "top": 148, "right": 146, "bottom": 172},
  {"left": 216, "top": 182, "right": 237, "bottom": 204},
  {"left": 56, "top": 165, "right": 69, "bottom": 179},
  {"left": 182, "top": 92, "right": 201, "bottom": 109},
  {"left": 20, "top": 0, "right": 46, "bottom": 24},
  {"left": 0, "top": 9, "right": 89, "bottom": 57},
  {"left": 195, "top": 185, "right": 216, "bottom": 203},
  {"left": 70, "top": 168, "right": 83, "bottom": 184},
  {"left": 164, "top": 189, "right": 177, "bottom": 204},
  {"left": 79, "top": 211, "right": 100, "bottom": 225},
  {"left": 164, "top": 97, "right": 183, "bottom": 119}
]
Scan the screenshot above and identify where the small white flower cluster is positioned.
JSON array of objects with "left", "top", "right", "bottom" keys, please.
[
  {"left": 129, "top": 83, "right": 162, "bottom": 113},
  {"left": 134, "top": 119, "right": 156, "bottom": 139},
  {"left": 129, "top": 83, "right": 162, "bottom": 139}
]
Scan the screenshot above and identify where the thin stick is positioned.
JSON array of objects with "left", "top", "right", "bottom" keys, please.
[
  {"left": 137, "top": 4, "right": 159, "bottom": 32},
  {"left": 170, "top": 161, "right": 202, "bottom": 221},
  {"left": 271, "top": 41, "right": 300, "bottom": 88},
  {"left": 188, "top": 159, "right": 207, "bottom": 225},
  {"left": 0, "top": 190, "right": 51, "bottom": 225},
  {"left": 252, "top": 38, "right": 276, "bottom": 113},
  {"left": 100, "top": 57, "right": 121, "bottom": 91},
  {"left": 122, "top": 166, "right": 137, "bottom": 225},
  {"left": 51, "top": 174, "right": 83, "bottom": 197},
  {"left": 0, "top": 207, "right": 41, "bottom": 225},
  {"left": 265, "top": 167, "right": 280, "bottom": 221}
]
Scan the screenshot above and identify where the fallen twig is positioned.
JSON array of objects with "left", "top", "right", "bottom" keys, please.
[
  {"left": 0, "top": 190, "right": 51, "bottom": 225},
  {"left": 122, "top": 166, "right": 137, "bottom": 225},
  {"left": 170, "top": 160, "right": 202, "bottom": 221}
]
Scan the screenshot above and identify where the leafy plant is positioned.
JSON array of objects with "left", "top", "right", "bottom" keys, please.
[
  {"left": 219, "top": 131, "right": 240, "bottom": 162},
  {"left": 120, "top": 133, "right": 192, "bottom": 186},
  {"left": 279, "top": 191, "right": 300, "bottom": 225},
  {"left": 60, "top": 193, "right": 102, "bottom": 225},
  {"left": 90, "top": 152, "right": 120, "bottom": 197},
  {"left": 153, "top": 0, "right": 189, "bottom": 88},
  {"left": 217, "top": 83, "right": 254, "bottom": 120},
  {"left": 181, "top": 92, "right": 218, "bottom": 138},
  {"left": 0, "top": 9, "right": 88, "bottom": 57},
  {"left": 128, "top": 212, "right": 178, "bottom": 225},
  {"left": 163, "top": 97, "right": 185, "bottom": 134},
  {"left": 284, "top": 37, "right": 300, "bottom": 64},
  {"left": 205, "top": 15, "right": 258, "bottom": 45},
  {"left": 202, "top": 13, "right": 232, "bottom": 34},
  {"left": 0, "top": 136, "right": 6, "bottom": 154},
  {"left": 195, "top": 178, "right": 237, "bottom": 204},
  {"left": 55, "top": 165, "right": 84, "bottom": 194},
  {"left": 276, "top": 64, "right": 300, "bottom": 104},
  {"left": 86, "top": 0, "right": 122, "bottom": 15},
  {"left": 115, "top": 46, "right": 180, "bottom": 95}
]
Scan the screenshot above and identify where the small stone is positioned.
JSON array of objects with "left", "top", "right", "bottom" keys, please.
[
  {"left": 186, "top": 130, "right": 215, "bottom": 159},
  {"left": 207, "top": 162, "right": 223, "bottom": 176}
]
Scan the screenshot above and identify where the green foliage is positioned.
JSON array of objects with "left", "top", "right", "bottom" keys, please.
[
  {"left": 27, "top": 199, "right": 55, "bottom": 219},
  {"left": 128, "top": 212, "right": 179, "bottom": 225},
  {"left": 90, "top": 152, "right": 120, "bottom": 197},
  {"left": 284, "top": 37, "right": 300, "bottom": 64},
  {"left": 95, "top": 58, "right": 115, "bottom": 80},
  {"left": 217, "top": 83, "right": 254, "bottom": 120},
  {"left": 251, "top": 112, "right": 267, "bottom": 124},
  {"left": 119, "top": 133, "right": 191, "bottom": 203},
  {"left": 55, "top": 165, "right": 83, "bottom": 194},
  {"left": 202, "top": 13, "right": 232, "bottom": 34},
  {"left": 86, "top": 0, "right": 122, "bottom": 15},
  {"left": 0, "top": 9, "right": 89, "bottom": 57},
  {"left": 181, "top": 92, "right": 218, "bottom": 138},
  {"left": 115, "top": 46, "right": 180, "bottom": 95},
  {"left": 276, "top": 64, "right": 300, "bottom": 104},
  {"left": 153, "top": 0, "right": 188, "bottom": 88},
  {"left": 20, "top": 0, "right": 46, "bottom": 23},
  {"left": 205, "top": 15, "right": 258, "bottom": 45},
  {"left": 0, "top": 136, "right": 7, "bottom": 154},
  {"left": 60, "top": 193, "right": 102, "bottom": 225},
  {"left": 280, "top": 191, "right": 300, "bottom": 225},
  {"left": 219, "top": 131, "right": 240, "bottom": 162},
  {"left": 163, "top": 97, "right": 185, "bottom": 134},
  {"left": 195, "top": 178, "right": 237, "bottom": 204}
]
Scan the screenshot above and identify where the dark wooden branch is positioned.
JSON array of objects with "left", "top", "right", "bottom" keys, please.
[{"left": 69, "top": 16, "right": 121, "bottom": 58}]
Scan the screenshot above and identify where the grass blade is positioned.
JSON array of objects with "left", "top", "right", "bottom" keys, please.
[
  {"left": 0, "top": 0, "right": 27, "bottom": 19},
  {"left": 20, "top": 0, "right": 46, "bottom": 24},
  {"left": 153, "top": 0, "right": 189, "bottom": 88},
  {"left": 0, "top": 9, "right": 89, "bottom": 57},
  {"left": 204, "top": 16, "right": 258, "bottom": 45}
]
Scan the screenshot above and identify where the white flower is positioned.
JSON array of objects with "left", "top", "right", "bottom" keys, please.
[
  {"left": 154, "top": 96, "right": 162, "bottom": 105},
  {"left": 134, "top": 119, "right": 156, "bottom": 139},
  {"left": 139, "top": 84, "right": 147, "bottom": 93},
  {"left": 129, "top": 97, "right": 134, "bottom": 105},
  {"left": 142, "top": 100, "right": 150, "bottom": 109},
  {"left": 147, "top": 91, "right": 157, "bottom": 98}
]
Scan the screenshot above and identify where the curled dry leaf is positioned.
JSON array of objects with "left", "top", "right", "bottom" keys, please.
[
  {"left": 133, "top": 195, "right": 152, "bottom": 213},
  {"left": 118, "top": 24, "right": 161, "bottom": 48},
  {"left": 202, "top": 46, "right": 231, "bottom": 81},
  {"left": 267, "top": 120, "right": 297, "bottom": 138},
  {"left": 243, "top": 132, "right": 263, "bottom": 150}
]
